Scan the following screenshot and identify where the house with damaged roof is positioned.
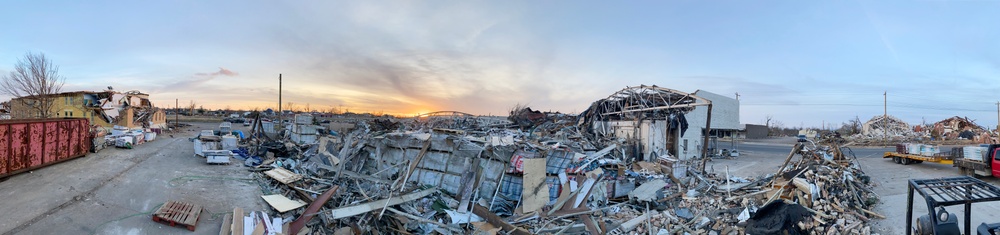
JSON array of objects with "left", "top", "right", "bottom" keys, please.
[{"left": 7, "top": 90, "right": 167, "bottom": 130}]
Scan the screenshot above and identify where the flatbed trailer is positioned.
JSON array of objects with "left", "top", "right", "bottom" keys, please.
[{"left": 884, "top": 152, "right": 952, "bottom": 165}]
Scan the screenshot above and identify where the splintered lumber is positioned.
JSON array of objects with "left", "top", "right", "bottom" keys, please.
[
  {"left": 264, "top": 167, "right": 302, "bottom": 184},
  {"left": 770, "top": 144, "right": 803, "bottom": 186},
  {"left": 472, "top": 205, "right": 532, "bottom": 235},
  {"left": 329, "top": 188, "right": 437, "bottom": 219},
  {"left": 521, "top": 158, "right": 549, "bottom": 212}
]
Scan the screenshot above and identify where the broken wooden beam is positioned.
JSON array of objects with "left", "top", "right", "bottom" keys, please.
[
  {"left": 472, "top": 204, "right": 532, "bottom": 235},
  {"left": 328, "top": 188, "right": 437, "bottom": 219}
]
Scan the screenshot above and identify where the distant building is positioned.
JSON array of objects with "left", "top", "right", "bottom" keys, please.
[
  {"left": 678, "top": 90, "right": 740, "bottom": 159},
  {"left": 7, "top": 90, "right": 167, "bottom": 129},
  {"left": 741, "top": 124, "right": 768, "bottom": 139}
]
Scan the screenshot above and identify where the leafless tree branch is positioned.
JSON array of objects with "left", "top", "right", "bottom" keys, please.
[{"left": 2, "top": 52, "right": 65, "bottom": 118}]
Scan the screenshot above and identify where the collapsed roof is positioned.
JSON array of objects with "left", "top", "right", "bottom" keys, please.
[{"left": 579, "top": 85, "right": 711, "bottom": 122}]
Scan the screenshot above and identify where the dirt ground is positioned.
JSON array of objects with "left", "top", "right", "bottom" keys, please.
[
  {"left": 710, "top": 138, "right": 1000, "bottom": 235},
  {"left": 0, "top": 122, "right": 266, "bottom": 235}
]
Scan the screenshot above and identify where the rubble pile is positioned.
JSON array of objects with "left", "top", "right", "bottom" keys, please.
[
  {"left": 215, "top": 86, "right": 882, "bottom": 234},
  {"left": 932, "top": 116, "right": 994, "bottom": 143},
  {"left": 856, "top": 115, "right": 915, "bottom": 141}
]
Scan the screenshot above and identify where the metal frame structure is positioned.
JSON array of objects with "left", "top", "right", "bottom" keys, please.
[
  {"left": 580, "top": 85, "right": 713, "bottom": 166},
  {"left": 906, "top": 176, "right": 1000, "bottom": 235}
]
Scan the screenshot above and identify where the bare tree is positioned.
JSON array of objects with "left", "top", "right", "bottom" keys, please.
[
  {"left": 765, "top": 115, "right": 774, "bottom": 136},
  {"left": 187, "top": 100, "right": 197, "bottom": 115},
  {"left": 1, "top": 52, "right": 66, "bottom": 118}
]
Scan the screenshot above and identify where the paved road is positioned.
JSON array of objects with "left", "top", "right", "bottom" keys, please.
[{"left": 723, "top": 140, "right": 893, "bottom": 159}]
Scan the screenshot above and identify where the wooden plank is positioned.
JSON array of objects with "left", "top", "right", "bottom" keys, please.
[
  {"left": 264, "top": 167, "right": 302, "bottom": 184},
  {"left": 472, "top": 205, "right": 532, "bottom": 235},
  {"left": 219, "top": 214, "right": 232, "bottom": 235},
  {"left": 232, "top": 207, "right": 244, "bottom": 235},
  {"left": 521, "top": 158, "right": 548, "bottom": 212},
  {"left": 328, "top": 188, "right": 437, "bottom": 219},
  {"left": 261, "top": 195, "right": 308, "bottom": 213}
]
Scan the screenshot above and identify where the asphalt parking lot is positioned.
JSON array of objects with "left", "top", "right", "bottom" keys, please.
[{"left": 0, "top": 122, "right": 266, "bottom": 235}]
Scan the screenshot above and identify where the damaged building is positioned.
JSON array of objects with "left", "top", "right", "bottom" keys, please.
[
  {"left": 7, "top": 90, "right": 167, "bottom": 130},
  {"left": 580, "top": 85, "right": 720, "bottom": 160},
  {"left": 224, "top": 84, "right": 879, "bottom": 235},
  {"left": 933, "top": 116, "right": 993, "bottom": 142},
  {"left": 859, "top": 115, "right": 912, "bottom": 139}
]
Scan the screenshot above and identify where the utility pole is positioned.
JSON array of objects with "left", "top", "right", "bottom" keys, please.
[
  {"left": 733, "top": 92, "right": 740, "bottom": 152},
  {"left": 883, "top": 91, "right": 887, "bottom": 146},
  {"left": 175, "top": 99, "right": 179, "bottom": 128},
  {"left": 995, "top": 101, "right": 999, "bottom": 132},
  {"left": 279, "top": 74, "right": 282, "bottom": 125}
]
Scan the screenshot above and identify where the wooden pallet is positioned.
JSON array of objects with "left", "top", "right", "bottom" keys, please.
[{"left": 152, "top": 201, "right": 203, "bottom": 231}]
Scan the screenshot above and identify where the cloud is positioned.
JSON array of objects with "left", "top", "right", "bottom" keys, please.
[{"left": 195, "top": 67, "right": 239, "bottom": 77}]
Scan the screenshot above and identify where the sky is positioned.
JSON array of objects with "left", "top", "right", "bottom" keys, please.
[{"left": 2, "top": 1, "right": 1000, "bottom": 129}]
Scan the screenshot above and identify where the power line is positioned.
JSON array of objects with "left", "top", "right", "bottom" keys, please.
[{"left": 742, "top": 103, "right": 993, "bottom": 112}]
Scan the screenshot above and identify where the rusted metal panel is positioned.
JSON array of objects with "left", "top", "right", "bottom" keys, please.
[
  {"left": 44, "top": 122, "right": 58, "bottom": 163},
  {"left": 0, "top": 125, "right": 8, "bottom": 176},
  {"left": 29, "top": 122, "right": 44, "bottom": 167},
  {"left": 10, "top": 123, "right": 27, "bottom": 172},
  {"left": 0, "top": 118, "right": 91, "bottom": 178}
]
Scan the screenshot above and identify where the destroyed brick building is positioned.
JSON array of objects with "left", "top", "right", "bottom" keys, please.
[{"left": 7, "top": 90, "right": 167, "bottom": 130}]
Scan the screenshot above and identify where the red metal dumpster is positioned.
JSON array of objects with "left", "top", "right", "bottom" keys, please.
[{"left": 0, "top": 118, "right": 91, "bottom": 179}]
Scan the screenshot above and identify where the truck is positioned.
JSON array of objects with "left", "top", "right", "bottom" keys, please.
[{"left": 952, "top": 144, "right": 1000, "bottom": 178}]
